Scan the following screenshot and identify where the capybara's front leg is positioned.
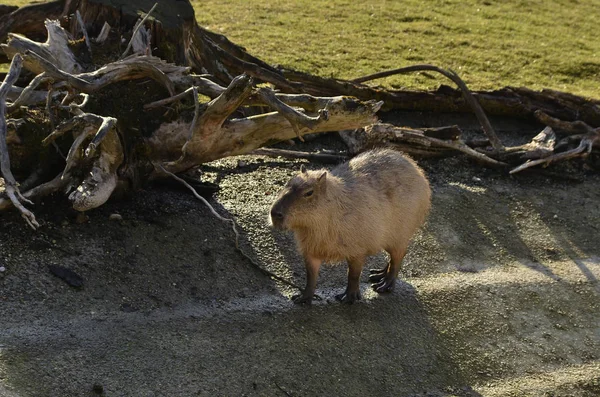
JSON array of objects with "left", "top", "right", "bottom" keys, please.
[
  {"left": 292, "top": 256, "right": 322, "bottom": 304},
  {"left": 335, "top": 257, "right": 364, "bottom": 304}
]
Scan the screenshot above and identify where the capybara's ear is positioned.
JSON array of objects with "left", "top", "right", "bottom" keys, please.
[
  {"left": 316, "top": 171, "right": 327, "bottom": 185},
  {"left": 300, "top": 164, "right": 307, "bottom": 174}
]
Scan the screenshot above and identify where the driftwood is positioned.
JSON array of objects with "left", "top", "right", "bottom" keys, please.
[{"left": 0, "top": 0, "right": 598, "bottom": 230}]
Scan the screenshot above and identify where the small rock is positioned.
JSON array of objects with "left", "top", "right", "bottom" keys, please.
[
  {"left": 472, "top": 176, "right": 482, "bottom": 183},
  {"left": 120, "top": 303, "right": 138, "bottom": 313},
  {"left": 553, "top": 214, "right": 558, "bottom": 219},
  {"left": 48, "top": 264, "right": 84, "bottom": 288},
  {"left": 109, "top": 213, "right": 123, "bottom": 221},
  {"left": 92, "top": 383, "right": 104, "bottom": 394},
  {"left": 237, "top": 160, "right": 248, "bottom": 168},
  {"left": 0, "top": 266, "right": 5, "bottom": 273}
]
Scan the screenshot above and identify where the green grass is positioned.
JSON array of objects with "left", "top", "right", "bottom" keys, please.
[{"left": 3, "top": 0, "right": 600, "bottom": 98}]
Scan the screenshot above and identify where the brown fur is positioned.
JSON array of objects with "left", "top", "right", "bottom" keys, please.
[{"left": 270, "top": 148, "right": 431, "bottom": 303}]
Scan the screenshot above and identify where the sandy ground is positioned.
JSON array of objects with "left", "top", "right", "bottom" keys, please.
[{"left": 1, "top": 114, "right": 599, "bottom": 396}]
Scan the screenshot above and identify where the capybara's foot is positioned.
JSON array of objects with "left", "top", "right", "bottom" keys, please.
[
  {"left": 335, "top": 289, "right": 362, "bottom": 304},
  {"left": 371, "top": 277, "right": 396, "bottom": 293},
  {"left": 292, "top": 293, "right": 313, "bottom": 305}
]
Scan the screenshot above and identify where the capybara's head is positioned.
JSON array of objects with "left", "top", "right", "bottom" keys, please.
[{"left": 269, "top": 165, "right": 328, "bottom": 230}]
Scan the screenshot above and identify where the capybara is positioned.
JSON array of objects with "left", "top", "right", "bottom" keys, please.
[{"left": 269, "top": 148, "right": 431, "bottom": 304}]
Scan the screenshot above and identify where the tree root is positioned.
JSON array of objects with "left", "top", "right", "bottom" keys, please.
[
  {"left": 0, "top": 53, "right": 39, "bottom": 229},
  {"left": 42, "top": 113, "right": 123, "bottom": 211}
]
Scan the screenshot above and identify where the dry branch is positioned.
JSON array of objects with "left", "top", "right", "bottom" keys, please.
[
  {"left": 120, "top": 2, "right": 158, "bottom": 59},
  {"left": 534, "top": 110, "right": 596, "bottom": 135},
  {"left": 510, "top": 133, "right": 599, "bottom": 174},
  {"left": 366, "top": 123, "right": 507, "bottom": 168},
  {"left": 94, "top": 22, "right": 111, "bottom": 44},
  {"left": 75, "top": 11, "right": 92, "bottom": 55},
  {"left": 353, "top": 64, "right": 504, "bottom": 151},
  {"left": 7, "top": 71, "right": 49, "bottom": 112},
  {"left": 0, "top": 53, "right": 39, "bottom": 229},
  {"left": 2, "top": 20, "right": 81, "bottom": 74},
  {"left": 250, "top": 148, "right": 348, "bottom": 164}
]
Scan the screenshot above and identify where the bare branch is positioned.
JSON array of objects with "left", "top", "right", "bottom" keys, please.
[
  {"left": 366, "top": 123, "right": 508, "bottom": 168},
  {"left": 75, "top": 11, "right": 92, "bottom": 55},
  {"left": 0, "top": 172, "right": 70, "bottom": 212},
  {"left": 7, "top": 72, "right": 50, "bottom": 112},
  {"left": 120, "top": 2, "right": 158, "bottom": 59},
  {"left": 24, "top": 50, "right": 93, "bottom": 92},
  {"left": 510, "top": 132, "right": 600, "bottom": 174},
  {"left": 250, "top": 148, "right": 348, "bottom": 164},
  {"left": 352, "top": 64, "right": 504, "bottom": 151},
  {"left": 534, "top": 110, "right": 596, "bottom": 135},
  {"left": 0, "top": 54, "right": 39, "bottom": 229}
]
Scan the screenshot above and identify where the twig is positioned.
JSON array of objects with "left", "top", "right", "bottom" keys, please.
[
  {"left": 75, "top": 11, "right": 92, "bottom": 55},
  {"left": 367, "top": 123, "right": 507, "bottom": 168},
  {"left": 251, "top": 148, "right": 347, "bottom": 164},
  {"left": 7, "top": 72, "right": 49, "bottom": 112},
  {"left": 85, "top": 116, "right": 118, "bottom": 157},
  {"left": 510, "top": 132, "right": 599, "bottom": 174},
  {"left": 352, "top": 64, "right": 505, "bottom": 151},
  {"left": 145, "top": 87, "right": 194, "bottom": 110},
  {"left": 275, "top": 381, "right": 294, "bottom": 397},
  {"left": 0, "top": 54, "right": 39, "bottom": 229},
  {"left": 155, "top": 163, "right": 306, "bottom": 292},
  {"left": 144, "top": 81, "right": 340, "bottom": 112},
  {"left": 120, "top": 2, "right": 158, "bottom": 59},
  {"left": 45, "top": 85, "right": 57, "bottom": 130},
  {"left": 0, "top": 172, "right": 70, "bottom": 212}
]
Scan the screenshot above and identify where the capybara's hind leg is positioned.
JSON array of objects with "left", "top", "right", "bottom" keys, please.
[
  {"left": 372, "top": 246, "right": 406, "bottom": 293},
  {"left": 335, "top": 257, "right": 364, "bottom": 304},
  {"left": 368, "top": 261, "right": 389, "bottom": 283}
]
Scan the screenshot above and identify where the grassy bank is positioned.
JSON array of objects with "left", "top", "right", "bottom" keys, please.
[{"left": 3, "top": 0, "right": 600, "bottom": 98}]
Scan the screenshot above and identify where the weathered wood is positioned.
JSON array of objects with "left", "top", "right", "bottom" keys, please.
[
  {"left": 352, "top": 64, "right": 504, "bottom": 151},
  {"left": 0, "top": 1, "right": 63, "bottom": 62},
  {"left": 365, "top": 123, "right": 507, "bottom": 168},
  {"left": 0, "top": 54, "right": 39, "bottom": 228},
  {"left": 250, "top": 148, "right": 348, "bottom": 164}
]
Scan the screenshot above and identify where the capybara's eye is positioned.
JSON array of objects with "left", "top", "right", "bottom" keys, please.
[{"left": 304, "top": 190, "right": 314, "bottom": 197}]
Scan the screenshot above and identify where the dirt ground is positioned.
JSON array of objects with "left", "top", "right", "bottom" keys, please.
[{"left": 0, "top": 113, "right": 599, "bottom": 397}]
